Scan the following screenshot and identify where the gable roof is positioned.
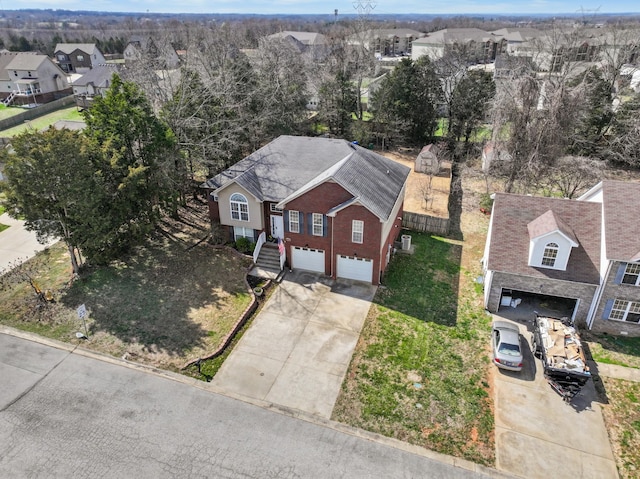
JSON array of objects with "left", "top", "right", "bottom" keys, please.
[
  {"left": 6, "top": 53, "right": 48, "bottom": 71},
  {"left": 73, "top": 64, "right": 121, "bottom": 88},
  {"left": 527, "top": 209, "right": 578, "bottom": 246},
  {"left": 203, "top": 135, "right": 410, "bottom": 222},
  {"left": 55, "top": 43, "right": 101, "bottom": 55},
  {"left": 413, "top": 28, "right": 496, "bottom": 45},
  {"left": 601, "top": 180, "right": 640, "bottom": 262},
  {"left": 267, "top": 31, "right": 327, "bottom": 46},
  {"left": 487, "top": 193, "right": 601, "bottom": 284}
]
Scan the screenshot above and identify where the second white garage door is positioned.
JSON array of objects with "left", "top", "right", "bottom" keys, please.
[
  {"left": 292, "top": 246, "right": 325, "bottom": 273},
  {"left": 337, "top": 255, "right": 373, "bottom": 283}
]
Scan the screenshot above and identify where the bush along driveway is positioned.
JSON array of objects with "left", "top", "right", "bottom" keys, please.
[{"left": 332, "top": 231, "right": 495, "bottom": 466}]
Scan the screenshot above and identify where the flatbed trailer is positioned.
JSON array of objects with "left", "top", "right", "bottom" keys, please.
[{"left": 531, "top": 315, "right": 591, "bottom": 402}]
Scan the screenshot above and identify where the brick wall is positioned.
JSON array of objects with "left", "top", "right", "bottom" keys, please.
[
  {"left": 590, "top": 261, "right": 640, "bottom": 337},
  {"left": 487, "top": 271, "right": 598, "bottom": 327}
]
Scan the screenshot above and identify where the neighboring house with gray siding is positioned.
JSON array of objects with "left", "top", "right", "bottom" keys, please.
[{"left": 482, "top": 180, "right": 640, "bottom": 336}]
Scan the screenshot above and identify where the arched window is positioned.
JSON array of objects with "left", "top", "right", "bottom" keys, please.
[
  {"left": 542, "top": 242, "right": 559, "bottom": 267},
  {"left": 230, "top": 193, "right": 249, "bottom": 221}
]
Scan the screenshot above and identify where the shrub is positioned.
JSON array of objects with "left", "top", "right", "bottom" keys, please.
[{"left": 235, "top": 237, "right": 252, "bottom": 254}]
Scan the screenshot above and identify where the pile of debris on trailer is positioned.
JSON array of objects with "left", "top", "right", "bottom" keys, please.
[{"left": 532, "top": 315, "right": 591, "bottom": 402}]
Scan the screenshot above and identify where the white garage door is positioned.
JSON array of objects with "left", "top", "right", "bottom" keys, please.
[
  {"left": 337, "top": 255, "right": 373, "bottom": 283},
  {"left": 292, "top": 246, "right": 325, "bottom": 273}
]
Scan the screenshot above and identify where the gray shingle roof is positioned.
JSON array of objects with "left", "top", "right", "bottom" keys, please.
[
  {"left": 55, "top": 43, "right": 100, "bottom": 55},
  {"left": 73, "top": 64, "right": 121, "bottom": 88},
  {"left": 487, "top": 193, "right": 602, "bottom": 284},
  {"left": 6, "top": 53, "right": 47, "bottom": 71},
  {"left": 602, "top": 180, "right": 640, "bottom": 261},
  {"left": 203, "top": 135, "right": 410, "bottom": 221}
]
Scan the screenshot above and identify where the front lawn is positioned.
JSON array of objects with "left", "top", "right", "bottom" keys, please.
[
  {"left": 600, "top": 377, "right": 640, "bottom": 479},
  {"left": 585, "top": 333, "right": 640, "bottom": 369},
  {"left": 333, "top": 231, "right": 494, "bottom": 465},
  {"left": 0, "top": 202, "right": 253, "bottom": 372}
]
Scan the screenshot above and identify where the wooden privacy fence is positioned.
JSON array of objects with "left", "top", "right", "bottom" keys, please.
[
  {"left": 402, "top": 211, "right": 450, "bottom": 235},
  {"left": 0, "top": 95, "right": 76, "bottom": 132}
]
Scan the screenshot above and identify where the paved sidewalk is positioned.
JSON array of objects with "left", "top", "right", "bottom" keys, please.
[
  {"left": 591, "top": 361, "right": 640, "bottom": 382},
  {"left": 0, "top": 212, "right": 56, "bottom": 272}
]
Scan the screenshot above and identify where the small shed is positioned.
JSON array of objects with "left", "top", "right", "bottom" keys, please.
[{"left": 415, "top": 144, "right": 441, "bottom": 174}]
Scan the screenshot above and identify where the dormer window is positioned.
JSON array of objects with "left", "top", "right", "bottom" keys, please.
[
  {"left": 527, "top": 210, "right": 579, "bottom": 271},
  {"left": 541, "top": 243, "right": 558, "bottom": 267}
]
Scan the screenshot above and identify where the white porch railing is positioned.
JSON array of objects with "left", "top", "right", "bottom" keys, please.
[
  {"left": 279, "top": 238, "right": 286, "bottom": 270},
  {"left": 253, "top": 231, "right": 266, "bottom": 264}
]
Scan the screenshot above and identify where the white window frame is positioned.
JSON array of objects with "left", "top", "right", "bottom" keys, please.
[
  {"left": 622, "top": 263, "right": 640, "bottom": 286},
  {"left": 352, "top": 220, "right": 364, "bottom": 244},
  {"left": 289, "top": 210, "right": 300, "bottom": 233},
  {"left": 270, "top": 204, "right": 283, "bottom": 213},
  {"left": 609, "top": 299, "right": 640, "bottom": 323},
  {"left": 230, "top": 193, "right": 249, "bottom": 222},
  {"left": 233, "top": 226, "right": 254, "bottom": 241},
  {"left": 312, "top": 213, "right": 323, "bottom": 236},
  {"left": 77, "top": 54, "right": 84, "bottom": 62},
  {"left": 541, "top": 242, "right": 558, "bottom": 267}
]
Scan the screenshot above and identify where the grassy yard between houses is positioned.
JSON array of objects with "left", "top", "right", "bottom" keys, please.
[
  {"left": 585, "top": 334, "right": 640, "bottom": 369},
  {"left": 332, "top": 229, "right": 495, "bottom": 465},
  {"left": 0, "top": 104, "right": 26, "bottom": 121},
  {"left": 0, "top": 106, "right": 83, "bottom": 137},
  {"left": 0, "top": 201, "right": 253, "bottom": 373},
  {"left": 599, "top": 377, "right": 640, "bottom": 479}
]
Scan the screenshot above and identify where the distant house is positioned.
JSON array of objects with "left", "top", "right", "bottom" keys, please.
[
  {"left": 411, "top": 28, "right": 505, "bottom": 63},
  {"left": 124, "top": 36, "right": 180, "bottom": 69},
  {"left": 349, "top": 29, "right": 423, "bottom": 58},
  {"left": 0, "top": 52, "right": 69, "bottom": 106},
  {"left": 482, "top": 180, "right": 640, "bottom": 336},
  {"left": 54, "top": 43, "right": 106, "bottom": 74},
  {"left": 72, "top": 63, "right": 121, "bottom": 109},
  {"left": 266, "top": 31, "right": 330, "bottom": 61},
  {"left": 481, "top": 141, "right": 512, "bottom": 172},
  {"left": 202, "top": 135, "right": 410, "bottom": 284}
]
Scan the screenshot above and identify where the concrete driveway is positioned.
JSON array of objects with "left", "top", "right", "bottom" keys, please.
[
  {"left": 212, "top": 270, "right": 376, "bottom": 418},
  {"left": 492, "top": 316, "right": 617, "bottom": 479},
  {"left": 0, "top": 212, "right": 56, "bottom": 272}
]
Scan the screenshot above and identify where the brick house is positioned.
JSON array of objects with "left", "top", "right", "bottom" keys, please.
[
  {"left": 202, "top": 136, "right": 410, "bottom": 284},
  {"left": 482, "top": 180, "right": 640, "bottom": 336}
]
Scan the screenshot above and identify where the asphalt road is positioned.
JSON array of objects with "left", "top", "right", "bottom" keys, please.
[{"left": 0, "top": 332, "right": 506, "bottom": 479}]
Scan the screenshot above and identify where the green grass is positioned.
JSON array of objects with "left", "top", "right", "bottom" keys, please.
[
  {"left": 0, "top": 223, "right": 9, "bottom": 233},
  {"left": 0, "top": 206, "right": 253, "bottom": 372},
  {"left": 600, "top": 378, "right": 640, "bottom": 479},
  {"left": 0, "top": 104, "right": 26, "bottom": 121},
  {"left": 333, "top": 232, "right": 494, "bottom": 465},
  {"left": 0, "top": 107, "right": 83, "bottom": 137},
  {"left": 586, "top": 334, "right": 640, "bottom": 369}
]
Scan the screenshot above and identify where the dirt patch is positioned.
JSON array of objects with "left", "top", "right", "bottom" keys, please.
[{"left": 382, "top": 149, "right": 451, "bottom": 218}]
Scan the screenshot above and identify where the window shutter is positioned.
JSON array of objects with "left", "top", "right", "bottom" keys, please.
[
  {"left": 323, "top": 215, "right": 328, "bottom": 237},
  {"left": 614, "top": 263, "right": 627, "bottom": 284},
  {"left": 299, "top": 211, "right": 303, "bottom": 232},
  {"left": 601, "top": 299, "right": 614, "bottom": 320},
  {"left": 283, "top": 210, "right": 289, "bottom": 232},
  {"left": 307, "top": 213, "right": 313, "bottom": 235}
]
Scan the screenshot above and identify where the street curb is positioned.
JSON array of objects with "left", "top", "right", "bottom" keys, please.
[{"left": 1, "top": 325, "right": 515, "bottom": 478}]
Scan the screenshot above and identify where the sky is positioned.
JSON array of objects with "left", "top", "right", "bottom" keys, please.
[{"left": 5, "top": 1, "right": 640, "bottom": 16}]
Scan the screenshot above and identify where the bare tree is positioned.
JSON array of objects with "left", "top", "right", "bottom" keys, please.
[{"left": 540, "top": 155, "right": 604, "bottom": 198}]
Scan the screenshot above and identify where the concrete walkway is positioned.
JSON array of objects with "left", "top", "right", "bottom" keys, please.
[
  {"left": 212, "top": 270, "right": 376, "bottom": 419},
  {"left": 492, "top": 316, "right": 618, "bottom": 479},
  {"left": 591, "top": 361, "right": 640, "bottom": 383},
  {"left": 0, "top": 212, "right": 56, "bottom": 272}
]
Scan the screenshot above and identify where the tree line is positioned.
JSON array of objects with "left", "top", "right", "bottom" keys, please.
[{"left": 2, "top": 21, "right": 640, "bottom": 276}]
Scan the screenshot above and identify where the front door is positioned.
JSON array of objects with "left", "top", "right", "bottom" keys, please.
[{"left": 270, "top": 215, "right": 284, "bottom": 239}]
